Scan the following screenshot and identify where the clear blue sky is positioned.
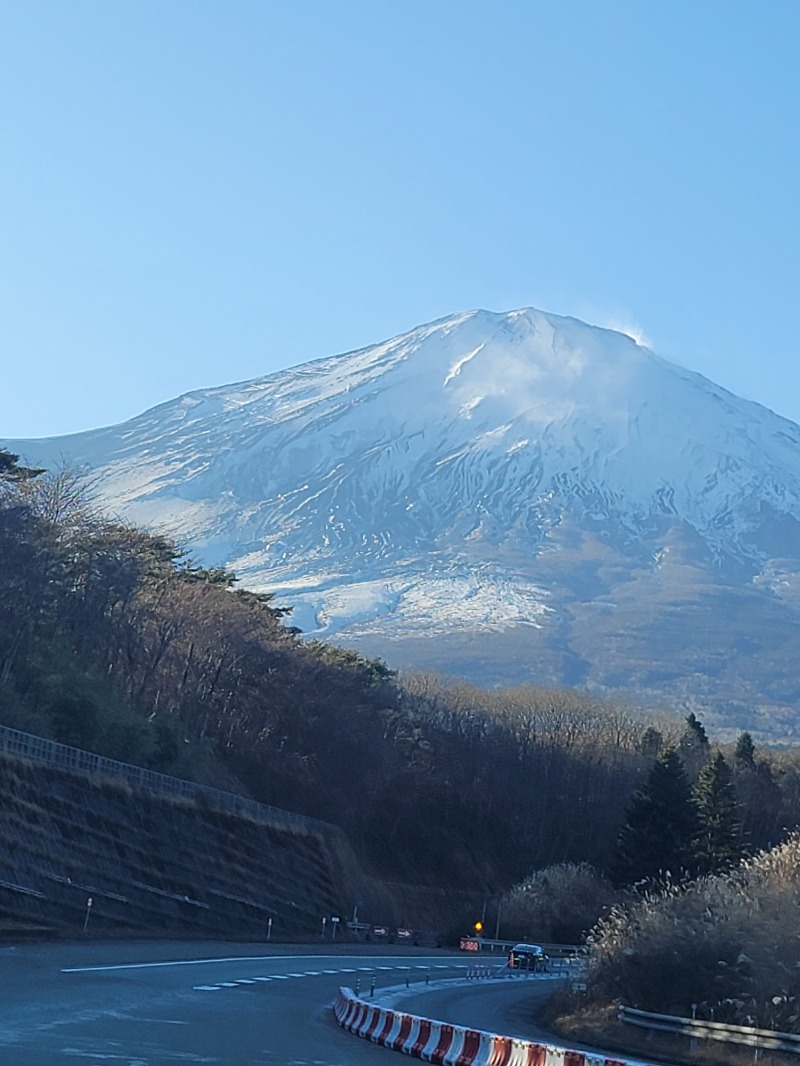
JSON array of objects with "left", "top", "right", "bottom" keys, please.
[{"left": 3, "top": 0, "right": 800, "bottom": 439}]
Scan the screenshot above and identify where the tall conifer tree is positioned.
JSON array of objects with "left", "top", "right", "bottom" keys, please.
[
  {"left": 679, "top": 712, "right": 710, "bottom": 781},
  {"left": 612, "top": 747, "right": 699, "bottom": 885},
  {"left": 693, "top": 751, "right": 743, "bottom": 873},
  {"left": 734, "top": 731, "right": 756, "bottom": 772}
]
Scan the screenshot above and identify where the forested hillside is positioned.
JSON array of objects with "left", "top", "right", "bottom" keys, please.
[{"left": 3, "top": 450, "right": 800, "bottom": 895}]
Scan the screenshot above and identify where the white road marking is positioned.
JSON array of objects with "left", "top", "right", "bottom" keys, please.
[
  {"left": 218, "top": 982, "right": 238, "bottom": 987},
  {"left": 285, "top": 972, "right": 306, "bottom": 977},
  {"left": 62, "top": 956, "right": 279, "bottom": 973},
  {"left": 236, "top": 979, "right": 257, "bottom": 984},
  {"left": 193, "top": 985, "right": 221, "bottom": 991},
  {"left": 254, "top": 976, "right": 271, "bottom": 981},
  {"left": 61, "top": 953, "right": 353, "bottom": 974},
  {"left": 61, "top": 952, "right": 466, "bottom": 976}
]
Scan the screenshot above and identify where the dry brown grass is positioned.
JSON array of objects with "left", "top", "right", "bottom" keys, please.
[{"left": 582, "top": 831, "right": 800, "bottom": 1032}]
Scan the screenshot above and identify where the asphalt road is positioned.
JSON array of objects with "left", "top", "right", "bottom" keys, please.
[
  {"left": 0, "top": 940, "right": 657, "bottom": 1065},
  {"left": 0, "top": 940, "right": 492, "bottom": 1065}
]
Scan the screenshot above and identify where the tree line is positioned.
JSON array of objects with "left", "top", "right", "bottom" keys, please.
[{"left": 2, "top": 450, "right": 799, "bottom": 893}]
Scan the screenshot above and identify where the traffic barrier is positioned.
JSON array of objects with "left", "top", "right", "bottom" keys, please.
[
  {"left": 390, "top": 1013, "right": 415, "bottom": 1050},
  {"left": 400, "top": 1015, "right": 423, "bottom": 1053},
  {"left": 409, "top": 1016, "right": 434, "bottom": 1055},
  {"left": 383, "top": 1011, "right": 404, "bottom": 1048},
  {"left": 341, "top": 996, "right": 361, "bottom": 1030},
  {"left": 441, "top": 1026, "right": 466, "bottom": 1063},
  {"left": 428, "top": 1021, "right": 456, "bottom": 1063},
  {"left": 352, "top": 1000, "right": 370, "bottom": 1032},
  {"left": 373, "top": 1008, "right": 396, "bottom": 1045},
  {"left": 510, "top": 1043, "right": 545, "bottom": 1065},
  {"left": 333, "top": 989, "right": 347, "bottom": 1022},
  {"left": 455, "top": 1028, "right": 483, "bottom": 1063},
  {"left": 486, "top": 1034, "right": 512, "bottom": 1065},
  {"left": 361, "top": 1004, "right": 384, "bottom": 1040},
  {"left": 333, "top": 988, "right": 648, "bottom": 1066}
]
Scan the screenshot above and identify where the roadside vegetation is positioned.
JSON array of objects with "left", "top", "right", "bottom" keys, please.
[
  {"left": 538, "top": 833, "right": 800, "bottom": 1063},
  {"left": 585, "top": 830, "right": 800, "bottom": 1029},
  {"left": 534, "top": 730, "right": 800, "bottom": 1050}
]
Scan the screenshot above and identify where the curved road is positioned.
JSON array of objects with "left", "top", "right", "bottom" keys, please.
[
  {"left": 0, "top": 940, "right": 656, "bottom": 1065},
  {"left": 0, "top": 940, "right": 486, "bottom": 1064}
]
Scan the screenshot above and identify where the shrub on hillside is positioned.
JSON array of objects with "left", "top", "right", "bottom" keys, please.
[
  {"left": 585, "top": 831, "right": 800, "bottom": 1030},
  {"left": 501, "top": 862, "right": 617, "bottom": 944}
]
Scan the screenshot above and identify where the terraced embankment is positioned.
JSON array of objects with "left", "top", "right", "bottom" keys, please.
[{"left": 0, "top": 740, "right": 363, "bottom": 940}]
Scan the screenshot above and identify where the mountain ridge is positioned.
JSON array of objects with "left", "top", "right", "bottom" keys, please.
[{"left": 7, "top": 307, "right": 800, "bottom": 732}]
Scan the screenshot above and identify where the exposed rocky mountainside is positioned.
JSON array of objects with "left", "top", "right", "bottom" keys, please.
[{"left": 8, "top": 308, "right": 800, "bottom": 732}]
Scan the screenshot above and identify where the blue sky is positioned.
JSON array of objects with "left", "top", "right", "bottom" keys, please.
[{"left": 2, "top": 0, "right": 800, "bottom": 439}]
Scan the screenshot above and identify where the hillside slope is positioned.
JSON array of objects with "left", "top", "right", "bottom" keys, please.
[{"left": 0, "top": 732, "right": 471, "bottom": 940}]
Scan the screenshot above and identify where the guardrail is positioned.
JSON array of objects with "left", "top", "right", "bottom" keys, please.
[
  {"left": 459, "top": 936, "right": 581, "bottom": 956},
  {"left": 620, "top": 1005, "right": 800, "bottom": 1056},
  {"left": 0, "top": 723, "right": 338, "bottom": 838}
]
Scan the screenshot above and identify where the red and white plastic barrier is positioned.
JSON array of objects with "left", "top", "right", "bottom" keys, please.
[{"left": 334, "top": 987, "right": 639, "bottom": 1066}]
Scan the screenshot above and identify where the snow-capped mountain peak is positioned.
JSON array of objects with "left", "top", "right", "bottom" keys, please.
[{"left": 8, "top": 307, "right": 800, "bottom": 728}]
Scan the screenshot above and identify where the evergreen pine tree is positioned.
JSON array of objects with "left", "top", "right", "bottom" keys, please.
[
  {"left": 679, "top": 711, "right": 710, "bottom": 780},
  {"left": 734, "top": 731, "right": 757, "bottom": 772},
  {"left": 639, "top": 726, "right": 663, "bottom": 757},
  {"left": 612, "top": 747, "right": 699, "bottom": 886},
  {"left": 693, "top": 751, "right": 744, "bottom": 873}
]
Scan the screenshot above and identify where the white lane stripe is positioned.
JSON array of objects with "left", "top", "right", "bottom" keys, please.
[
  {"left": 376, "top": 966, "right": 394, "bottom": 970},
  {"left": 193, "top": 985, "right": 221, "bottom": 991},
  {"left": 254, "top": 977, "right": 271, "bottom": 981},
  {"left": 339, "top": 968, "right": 357, "bottom": 973},
  {"left": 62, "top": 953, "right": 459, "bottom": 974},
  {"left": 322, "top": 969, "right": 339, "bottom": 974},
  {"left": 271, "top": 974, "right": 290, "bottom": 979},
  {"left": 357, "top": 967, "right": 375, "bottom": 972},
  {"left": 218, "top": 982, "right": 238, "bottom": 987},
  {"left": 236, "top": 979, "right": 257, "bottom": 984},
  {"left": 285, "top": 972, "right": 305, "bottom": 977},
  {"left": 62, "top": 955, "right": 285, "bottom": 973},
  {"left": 303, "top": 971, "right": 321, "bottom": 976}
]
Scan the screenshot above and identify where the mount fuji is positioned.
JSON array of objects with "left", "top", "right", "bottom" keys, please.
[{"left": 8, "top": 308, "right": 800, "bottom": 734}]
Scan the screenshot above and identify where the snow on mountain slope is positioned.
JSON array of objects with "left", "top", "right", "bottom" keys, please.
[{"left": 8, "top": 307, "right": 800, "bottom": 725}]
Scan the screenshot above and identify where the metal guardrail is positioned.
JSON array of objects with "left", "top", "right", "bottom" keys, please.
[
  {"left": 0, "top": 724, "right": 339, "bottom": 838},
  {"left": 460, "top": 936, "right": 581, "bottom": 957},
  {"left": 620, "top": 1005, "right": 800, "bottom": 1055}
]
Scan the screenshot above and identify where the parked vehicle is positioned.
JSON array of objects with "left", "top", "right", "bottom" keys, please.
[{"left": 508, "top": 943, "right": 547, "bottom": 971}]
